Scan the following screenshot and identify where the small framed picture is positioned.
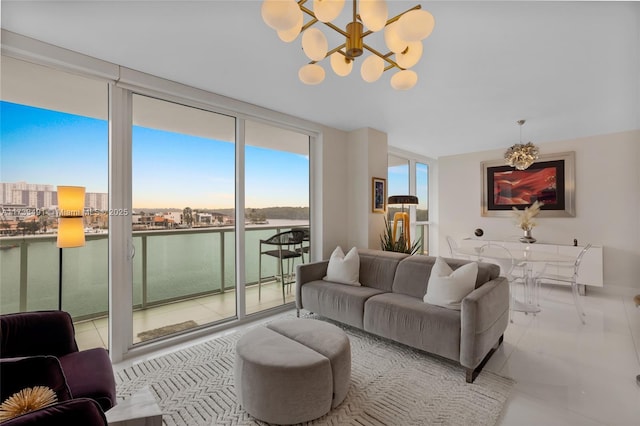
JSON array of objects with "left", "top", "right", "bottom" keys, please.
[{"left": 372, "top": 177, "right": 386, "bottom": 213}]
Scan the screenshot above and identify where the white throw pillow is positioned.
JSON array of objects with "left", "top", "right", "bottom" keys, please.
[
  {"left": 323, "top": 246, "right": 361, "bottom": 286},
  {"left": 423, "top": 257, "right": 478, "bottom": 310}
]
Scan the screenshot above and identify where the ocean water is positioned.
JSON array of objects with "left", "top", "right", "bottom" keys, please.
[{"left": 0, "top": 220, "right": 309, "bottom": 319}]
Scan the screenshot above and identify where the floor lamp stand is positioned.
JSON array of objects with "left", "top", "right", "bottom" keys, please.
[
  {"left": 58, "top": 247, "right": 63, "bottom": 311},
  {"left": 388, "top": 196, "right": 419, "bottom": 251},
  {"left": 392, "top": 209, "right": 411, "bottom": 248}
]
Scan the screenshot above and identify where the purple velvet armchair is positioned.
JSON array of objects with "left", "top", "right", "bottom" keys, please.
[{"left": 0, "top": 311, "right": 116, "bottom": 424}]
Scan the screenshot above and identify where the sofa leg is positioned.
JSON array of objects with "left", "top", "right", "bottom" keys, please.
[
  {"left": 466, "top": 334, "right": 504, "bottom": 383},
  {"left": 466, "top": 368, "right": 476, "bottom": 383},
  {"left": 296, "top": 309, "right": 300, "bottom": 318}
]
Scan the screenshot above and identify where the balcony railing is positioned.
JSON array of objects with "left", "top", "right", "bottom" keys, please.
[
  {"left": 415, "top": 222, "right": 430, "bottom": 255},
  {"left": 0, "top": 225, "right": 307, "bottom": 321}
]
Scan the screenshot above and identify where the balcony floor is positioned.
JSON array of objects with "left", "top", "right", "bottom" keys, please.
[{"left": 73, "top": 280, "right": 295, "bottom": 350}]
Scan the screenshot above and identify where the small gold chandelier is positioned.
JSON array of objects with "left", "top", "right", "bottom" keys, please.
[
  {"left": 261, "top": 0, "right": 435, "bottom": 90},
  {"left": 504, "top": 120, "right": 540, "bottom": 170}
]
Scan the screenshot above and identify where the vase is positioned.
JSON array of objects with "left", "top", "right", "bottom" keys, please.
[{"left": 519, "top": 228, "right": 536, "bottom": 243}]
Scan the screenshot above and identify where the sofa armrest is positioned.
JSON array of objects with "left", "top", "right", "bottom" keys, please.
[
  {"left": 0, "top": 311, "right": 79, "bottom": 358},
  {"left": 459, "top": 277, "right": 510, "bottom": 369},
  {"left": 295, "top": 260, "right": 329, "bottom": 309}
]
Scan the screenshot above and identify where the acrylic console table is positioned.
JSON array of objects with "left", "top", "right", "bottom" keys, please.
[{"left": 459, "top": 239, "right": 604, "bottom": 295}]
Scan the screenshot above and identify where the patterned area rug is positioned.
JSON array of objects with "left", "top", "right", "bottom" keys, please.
[{"left": 116, "top": 315, "right": 514, "bottom": 425}]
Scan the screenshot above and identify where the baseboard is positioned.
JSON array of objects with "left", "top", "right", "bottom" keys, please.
[{"left": 588, "top": 285, "right": 639, "bottom": 298}]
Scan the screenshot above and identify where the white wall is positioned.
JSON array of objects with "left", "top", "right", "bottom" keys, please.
[
  {"left": 438, "top": 130, "right": 640, "bottom": 292},
  {"left": 317, "top": 125, "right": 350, "bottom": 259},
  {"left": 366, "top": 129, "right": 388, "bottom": 250},
  {"left": 346, "top": 128, "right": 388, "bottom": 250}
]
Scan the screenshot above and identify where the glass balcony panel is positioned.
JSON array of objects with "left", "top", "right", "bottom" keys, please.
[
  {"left": 60, "top": 237, "right": 108, "bottom": 318},
  {"left": 1, "top": 56, "right": 109, "bottom": 349},
  {"left": 0, "top": 241, "right": 26, "bottom": 313},
  {"left": 131, "top": 94, "right": 236, "bottom": 344}
]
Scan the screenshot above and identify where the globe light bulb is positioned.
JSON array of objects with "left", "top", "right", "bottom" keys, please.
[
  {"left": 330, "top": 52, "right": 353, "bottom": 76},
  {"left": 302, "top": 28, "right": 329, "bottom": 61},
  {"left": 390, "top": 70, "right": 418, "bottom": 90},
  {"left": 313, "top": 0, "right": 345, "bottom": 23},
  {"left": 384, "top": 21, "right": 408, "bottom": 54},
  {"left": 261, "top": 0, "right": 300, "bottom": 32},
  {"left": 277, "top": 8, "right": 303, "bottom": 42},
  {"left": 396, "top": 41, "right": 423, "bottom": 69},
  {"left": 396, "top": 9, "right": 435, "bottom": 41},
  {"left": 361, "top": 55, "right": 384, "bottom": 83},
  {"left": 359, "top": 0, "right": 388, "bottom": 32},
  {"left": 299, "top": 63, "right": 326, "bottom": 85}
]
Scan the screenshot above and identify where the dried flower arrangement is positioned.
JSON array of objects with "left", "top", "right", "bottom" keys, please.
[
  {"left": 512, "top": 200, "right": 543, "bottom": 231},
  {"left": 0, "top": 386, "right": 57, "bottom": 422}
]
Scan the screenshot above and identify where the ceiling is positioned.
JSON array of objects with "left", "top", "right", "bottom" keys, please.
[{"left": 1, "top": 1, "right": 638, "bottom": 159}]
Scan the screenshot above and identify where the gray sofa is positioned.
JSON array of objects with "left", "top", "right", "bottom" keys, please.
[{"left": 295, "top": 249, "right": 510, "bottom": 383}]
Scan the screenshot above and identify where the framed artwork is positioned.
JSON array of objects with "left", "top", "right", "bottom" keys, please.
[
  {"left": 481, "top": 151, "right": 575, "bottom": 217},
  {"left": 372, "top": 177, "right": 386, "bottom": 213}
]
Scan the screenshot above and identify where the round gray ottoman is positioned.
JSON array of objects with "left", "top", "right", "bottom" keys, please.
[{"left": 234, "top": 319, "right": 351, "bottom": 425}]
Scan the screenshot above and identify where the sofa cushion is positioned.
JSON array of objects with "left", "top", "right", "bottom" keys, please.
[
  {"left": 423, "top": 257, "right": 478, "bottom": 310},
  {"left": 392, "top": 256, "right": 500, "bottom": 299},
  {"left": 363, "top": 293, "right": 461, "bottom": 361},
  {"left": 357, "top": 249, "right": 409, "bottom": 292},
  {"left": 0, "top": 356, "right": 73, "bottom": 404},
  {"left": 300, "top": 280, "right": 384, "bottom": 329},
  {"left": 323, "top": 246, "right": 360, "bottom": 286}
]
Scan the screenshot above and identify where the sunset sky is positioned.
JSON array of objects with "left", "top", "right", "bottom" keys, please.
[{"left": 1, "top": 101, "right": 310, "bottom": 209}]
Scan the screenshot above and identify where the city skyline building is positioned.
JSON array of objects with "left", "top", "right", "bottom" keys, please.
[{"left": 0, "top": 181, "right": 108, "bottom": 211}]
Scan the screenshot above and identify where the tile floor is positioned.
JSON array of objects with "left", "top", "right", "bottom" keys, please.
[
  {"left": 489, "top": 284, "right": 640, "bottom": 425},
  {"left": 93, "top": 282, "right": 640, "bottom": 425},
  {"left": 74, "top": 280, "right": 295, "bottom": 349}
]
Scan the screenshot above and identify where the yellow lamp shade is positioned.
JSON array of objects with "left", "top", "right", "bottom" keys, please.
[
  {"left": 57, "top": 186, "right": 85, "bottom": 217},
  {"left": 396, "top": 41, "right": 423, "bottom": 69},
  {"left": 384, "top": 22, "right": 408, "bottom": 54},
  {"left": 57, "top": 217, "right": 85, "bottom": 248},
  {"left": 313, "top": 0, "right": 345, "bottom": 23},
  {"left": 302, "top": 28, "right": 328, "bottom": 61},
  {"left": 330, "top": 52, "right": 353, "bottom": 76},
  {"left": 299, "top": 64, "right": 326, "bottom": 85},
  {"left": 262, "top": 0, "right": 301, "bottom": 31},
  {"left": 391, "top": 70, "right": 418, "bottom": 90},
  {"left": 360, "top": 55, "right": 384, "bottom": 83},
  {"left": 277, "top": 9, "right": 303, "bottom": 42},
  {"left": 359, "top": 0, "right": 388, "bottom": 32},
  {"left": 396, "top": 9, "right": 435, "bottom": 41}
]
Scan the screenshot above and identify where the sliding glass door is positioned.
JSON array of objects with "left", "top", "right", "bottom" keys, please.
[
  {"left": 244, "top": 120, "right": 310, "bottom": 315},
  {"left": 131, "top": 94, "right": 236, "bottom": 344},
  {"left": 2, "top": 42, "right": 317, "bottom": 357}
]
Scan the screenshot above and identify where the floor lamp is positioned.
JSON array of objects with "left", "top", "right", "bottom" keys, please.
[
  {"left": 57, "top": 186, "right": 86, "bottom": 311},
  {"left": 387, "top": 195, "right": 419, "bottom": 249},
  {"left": 633, "top": 294, "right": 640, "bottom": 386}
]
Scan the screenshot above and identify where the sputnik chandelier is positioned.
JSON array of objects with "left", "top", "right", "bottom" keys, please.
[
  {"left": 504, "top": 120, "right": 540, "bottom": 170},
  {"left": 261, "top": 0, "right": 435, "bottom": 90}
]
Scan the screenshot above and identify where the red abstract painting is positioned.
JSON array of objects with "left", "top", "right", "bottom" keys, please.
[{"left": 493, "top": 167, "right": 557, "bottom": 205}]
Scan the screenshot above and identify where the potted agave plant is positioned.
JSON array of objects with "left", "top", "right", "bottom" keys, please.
[
  {"left": 512, "top": 200, "right": 543, "bottom": 243},
  {"left": 380, "top": 217, "right": 422, "bottom": 255}
]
